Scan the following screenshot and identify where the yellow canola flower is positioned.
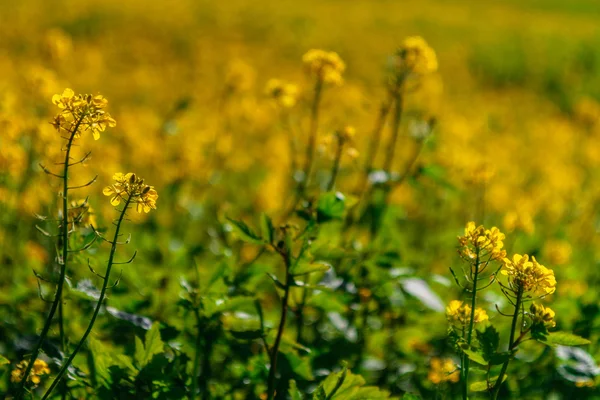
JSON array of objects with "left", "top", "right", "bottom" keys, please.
[
  {"left": 11, "top": 359, "right": 50, "bottom": 385},
  {"left": 51, "top": 88, "right": 116, "bottom": 140},
  {"left": 265, "top": 79, "right": 299, "bottom": 108},
  {"left": 458, "top": 221, "right": 506, "bottom": 262},
  {"left": 446, "top": 300, "right": 488, "bottom": 325},
  {"left": 302, "top": 49, "right": 345, "bottom": 85},
  {"left": 428, "top": 357, "right": 459, "bottom": 384},
  {"left": 103, "top": 172, "right": 158, "bottom": 213},
  {"left": 397, "top": 36, "right": 438, "bottom": 74},
  {"left": 529, "top": 303, "right": 556, "bottom": 328},
  {"left": 501, "top": 254, "right": 556, "bottom": 297}
]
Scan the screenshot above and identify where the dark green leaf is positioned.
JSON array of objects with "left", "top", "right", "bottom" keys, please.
[
  {"left": 226, "top": 217, "right": 265, "bottom": 245},
  {"left": 134, "top": 323, "right": 164, "bottom": 369}
]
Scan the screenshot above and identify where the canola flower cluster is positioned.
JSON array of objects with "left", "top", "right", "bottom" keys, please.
[
  {"left": 501, "top": 254, "right": 557, "bottom": 297},
  {"left": 529, "top": 303, "right": 556, "bottom": 328},
  {"left": 103, "top": 172, "right": 159, "bottom": 213},
  {"left": 458, "top": 221, "right": 507, "bottom": 264},
  {"left": 428, "top": 357, "right": 460, "bottom": 385},
  {"left": 445, "top": 300, "right": 489, "bottom": 325},
  {"left": 51, "top": 88, "right": 116, "bottom": 140},
  {"left": 302, "top": 49, "right": 346, "bottom": 85},
  {"left": 265, "top": 79, "right": 299, "bottom": 109},
  {"left": 395, "top": 36, "right": 439, "bottom": 75},
  {"left": 10, "top": 360, "right": 50, "bottom": 386}
]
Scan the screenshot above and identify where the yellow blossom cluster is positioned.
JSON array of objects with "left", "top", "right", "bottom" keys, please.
[
  {"left": 446, "top": 300, "right": 489, "bottom": 325},
  {"left": 102, "top": 173, "right": 158, "bottom": 213},
  {"left": 458, "top": 221, "right": 506, "bottom": 262},
  {"left": 529, "top": 303, "right": 556, "bottom": 328},
  {"left": 11, "top": 359, "right": 50, "bottom": 385},
  {"left": 501, "top": 254, "right": 556, "bottom": 297},
  {"left": 428, "top": 357, "right": 460, "bottom": 384},
  {"left": 265, "top": 79, "right": 299, "bottom": 108},
  {"left": 396, "top": 36, "right": 438, "bottom": 75},
  {"left": 302, "top": 49, "right": 346, "bottom": 85},
  {"left": 51, "top": 88, "right": 116, "bottom": 140}
]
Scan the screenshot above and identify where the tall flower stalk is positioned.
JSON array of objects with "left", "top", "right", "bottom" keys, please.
[
  {"left": 41, "top": 172, "right": 158, "bottom": 399},
  {"left": 15, "top": 88, "right": 115, "bottom": 399},
  {"left": 286, "top": 49, "right": 345, "bottom": 216},
  {"left": 451, "top": 222, "right": 506, "bottom": 400},
  {"left": 491, "top": 254, "right": 556, "bottom": 398}
]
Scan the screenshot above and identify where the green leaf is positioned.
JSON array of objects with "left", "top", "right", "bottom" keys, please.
[
  {"left": 260, "top": 213, "right": 274, "bottom": 244},
  {"left": 477, "top": 325, "right": 500, "bottom": 362},
  {"left": 471, "top": 375, "right": 506, "bottom": 392},
  {"left": 226, "top": 217, "right": 264, "bottom": 245},
  {"left": 134, "top": 323, "right": 164, "bottom": 369},
  {"left": 316, "top": 192, "right": 346, "bottom": 222},
  {"left": 538, "top": 331, "right": 591, "bottom": 346},
  {"left": 402, "top": 395, "right": 421, "bottom": 400},
  {"left": 282, "top": 350, "right": 314, "bottom": 380},
  {"left": 0, "top": 355, "right": 9, "bottom": 366},
  {"left": 290, "top": 261, "right": 331, "bottom": 276},
  {"left": 462, "top": 348, "right": 487, "bottom": 365},
  {"left": 289, "top": 380, "right": 304, "bottom": 400},
  {"left": 469, "top": 380, "right": 490, "bottom": 392}
]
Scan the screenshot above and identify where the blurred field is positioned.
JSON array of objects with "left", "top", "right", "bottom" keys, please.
[{"left": 2, "top": 0, "right": 600, "bottom": 398}]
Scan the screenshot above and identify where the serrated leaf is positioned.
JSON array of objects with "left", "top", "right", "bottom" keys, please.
[
  {"left": 537, "top": 331, "right": 591, "bottom": 347},
  {"left": 477, "top": 325, "right": 500, "bottom": 361},
  {"left": 134, "top": 323, "right": 164, "bottom": 369},
  {"left": 290, "top": 261, "right": 331, "bottom": 276},
  {"left": 260, "top": 213, "right": 274, "bottom": 244},
  {"left": 226, "top": 217, "right": 264, "bottom": 245}
]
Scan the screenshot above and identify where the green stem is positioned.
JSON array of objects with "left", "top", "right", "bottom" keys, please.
[
  {"left": 491, "top": 288, "right": 523, "bottom": 400},
  {"left": 286, "top": 78, "right": 323, "bottom": 217},
  {"left": 326, "top": 137, "right": 344, "bottom": 192},
  {"left": 462, "top": 249, "right": 481, "bottom": 400},
  {"left": 41, "top": 196, "right": 133, "bottom": 400},
  {"left": 382, "top": 85, "right": 404, "bottom": 173},
  {"left": 15, "top": 117, "right": 84, "bottom": 399},
  {"left": 267, "top": 250, "right": 292, "bottom": 400}
]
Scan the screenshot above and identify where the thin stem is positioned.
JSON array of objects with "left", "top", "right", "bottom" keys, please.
[
  {"left": 15, "top": 117, "right": 84, "bottom": 399},
  {"left": 462, "top": 249, "right": 481, "bottom": 400},
  {"left": 41, "top": 196, "right": 133, "bottom": 400},
  {"left": 491, "top": 288, "right": 523, "bottom": 399},
  {"left": 267, "top": 250, "right": 292, "bottom": 400},
  {"left": 382, "top": 85, "right": 404, "bottom": 173},
  {"left": 354, "top": 92, "right": 394, "bottom": 196},
  {"left": 285, "top": 78, "right": 323, "bottom": 217},
  {"left": 326, "top": 137, "right": 344, "bottom": 192}
]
